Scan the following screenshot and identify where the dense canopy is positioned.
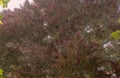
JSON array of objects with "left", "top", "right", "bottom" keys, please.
[{"left": 0, "top": 0, "right": 120, "bottom": 78}]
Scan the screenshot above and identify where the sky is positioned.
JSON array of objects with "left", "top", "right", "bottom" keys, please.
[{"left": 0, "top": 0, "right": 33, "bottom": 11}]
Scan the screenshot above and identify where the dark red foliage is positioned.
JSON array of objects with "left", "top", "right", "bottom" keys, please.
[{"left": 0, "top": 0, "right": 120, "bottom": 78}]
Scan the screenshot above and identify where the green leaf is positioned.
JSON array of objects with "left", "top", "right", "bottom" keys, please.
[
  {"left": 0, "top": 75, "right": 3, "bottom": 78},
  {"left": 3, "top": 0, "right": 10, "bottom": 7},
  {"left": 111, "top": 30, "right": 120, "bottom": 40},
  {"left": 0, "top": 0, "right": 10, "bottom": 24},
  {"left": 0, "top": 69, "right": 3, "bottom": 75}
]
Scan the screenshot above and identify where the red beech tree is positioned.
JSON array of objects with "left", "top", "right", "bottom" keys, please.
[{"left": 0, "top": 0, "right": 120, "bottom": 78}]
